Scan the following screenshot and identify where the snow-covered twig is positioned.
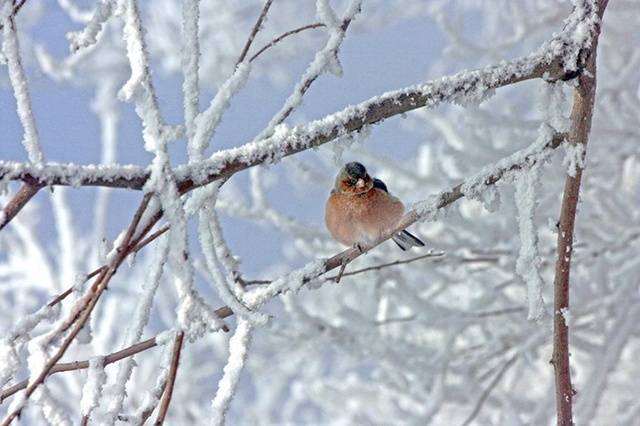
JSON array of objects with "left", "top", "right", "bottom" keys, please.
[
  {"left": 0, "top": 51, "right": 569, "bottom": 192},
  {"left": 2, "top": 17, "right": 44, "bottom": 165},
  {"left": 211, "top": 319, "right": 253, "bottom": 426},
  {"left": 79, "top": 356, "right": 107, "bottom": 424},
  {"left": 0, "top": 0, "right": 28, "bottom": 31},
  {"left": 253, "top": 0, "right": 362, "bottom": 141},
  {"left": 181, "top": 0, "right": 201, "bottom": 142},
  {"left": 67, "top": 0, "right": 115, "bottom": 52},
  {"left": 91, "top": 232, "right": 169, "bottom": 425}
]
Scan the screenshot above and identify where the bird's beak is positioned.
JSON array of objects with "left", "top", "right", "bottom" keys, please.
[{"left": 356, "top": 178, "right": 365, "bottom": 188}]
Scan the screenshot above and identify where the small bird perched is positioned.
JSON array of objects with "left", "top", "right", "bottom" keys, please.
[{"left": 325, "top": 162, "right": 425, "bottom": 251}]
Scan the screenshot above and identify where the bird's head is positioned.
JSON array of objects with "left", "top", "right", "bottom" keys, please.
[{"left": 335, "top": 162, "right": 373, "bottom": 195}]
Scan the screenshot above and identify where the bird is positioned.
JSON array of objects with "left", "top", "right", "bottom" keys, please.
[{"left": 325, "top": 161, "right": 425, "bottom": 251}]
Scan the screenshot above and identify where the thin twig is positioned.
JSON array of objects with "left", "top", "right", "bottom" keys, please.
[
  {"left": 460, "top": 356, "right": 518, "bottom": 426},
  {"left": 154, "top": 332, "right": 185, "bottom": 425},
  {"left": 551, "top": 2, "right": 607, "bottom": 425},
  {"left": 329, "top": 251, "right": 445, "bottom": 281},
  {"left": 271, "top": 15, "right": 356, "bottom": 129},
  {"left": 236, "top": 0, "right": 274, "bottom": 65},
  {"left": 249, "top": 23, "right": 325, "bottom": 62},
  {"left": 44, "top": 221, "right": 166, "bottom": 310},
  {"left": 0, "top": 182, "right": 42, "bottom": 231}
]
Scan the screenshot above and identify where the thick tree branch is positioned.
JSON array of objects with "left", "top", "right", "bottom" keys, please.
[{"left": 551, "top": 1, "right": 608, "bottom": 425}]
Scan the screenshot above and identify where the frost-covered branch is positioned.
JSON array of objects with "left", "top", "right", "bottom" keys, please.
[
  {"left": 0, "top": 54, "right": 573, "bottom": 193},
  {"left": 2, "top": 16, "right": 43, "bottom": 165}
]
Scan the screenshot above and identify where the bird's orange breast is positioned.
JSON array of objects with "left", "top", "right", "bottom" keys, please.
[{"left": 325, "top": 188, "right": 404, "bottom": 246}]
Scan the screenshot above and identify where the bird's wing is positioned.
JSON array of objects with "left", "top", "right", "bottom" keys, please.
[{"left": 372, "top": 178, "right": 388, "bottom": 193}]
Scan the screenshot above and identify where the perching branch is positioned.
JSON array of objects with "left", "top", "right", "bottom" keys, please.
[
  {"left": 551, "top": 1, "right": 608, "bottom": 425},
  {"left": 0, "top": 130, "right": 565, "bottom": 404}
]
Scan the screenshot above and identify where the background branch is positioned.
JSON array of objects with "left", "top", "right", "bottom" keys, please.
[{"left": 551, "top": 1, "right": 608, "bottom": 425}]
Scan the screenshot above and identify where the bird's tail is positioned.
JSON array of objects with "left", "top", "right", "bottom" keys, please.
[{"left": 392, "top": 230, "right": 425, "bottom": 251}]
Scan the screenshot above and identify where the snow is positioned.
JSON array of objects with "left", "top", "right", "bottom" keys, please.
[
  {"left": 563, "top": 142, "right": 586, "bottom": 177},
  {"left": 130, "top": 342, "right": 173, "bottom": 423},
  {"left": 0, "top": 303, "right": 60, "bottom": 387},
  {"left": 243, "top": 259, "right": 327, "bottom": 308},
  {"left": 181, "top": 0, "right": 201, "bottom": 143},
  {"left": 80, "top": 356, "right": 106, "bottom": 417},
  {"left": 0, "top": 160, "right": 147, "bottom": 188},
  {"left": 190, "top": 62, "right": 251, "bottom": 161},
  {"left": 67, "top": 0, "right": 115, "bottom": 52}
]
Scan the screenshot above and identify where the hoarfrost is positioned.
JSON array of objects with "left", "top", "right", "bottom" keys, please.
[{"left": 514, "top": 164, "right": 545, "bottom": 320}]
